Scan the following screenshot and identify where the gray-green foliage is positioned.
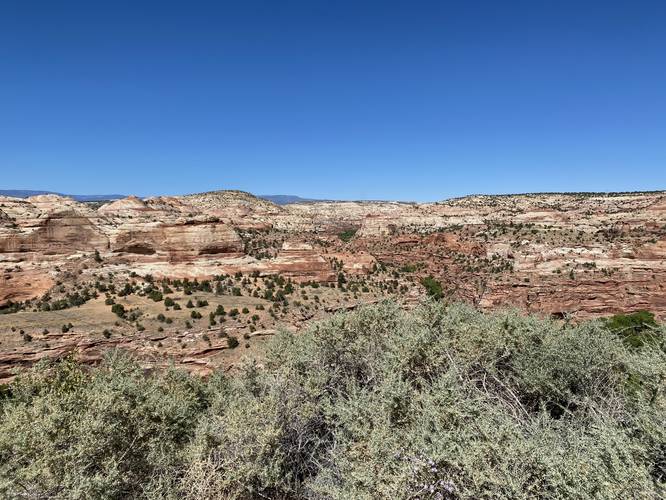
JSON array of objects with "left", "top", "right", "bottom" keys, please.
[
  {"left": 0, "top": 302, "right": 664, "bottom": 499},
  {"left": 0, "top": 351, "right": 214, "bottom": 499}
]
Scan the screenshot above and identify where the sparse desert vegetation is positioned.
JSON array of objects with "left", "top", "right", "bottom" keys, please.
[{"left": 1, "top": 301, "right": 664, "bottom": 498}]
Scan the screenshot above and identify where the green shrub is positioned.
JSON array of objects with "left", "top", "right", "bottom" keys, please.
[
  {"left": 420, "top": 275, "right": 443, "bottom": 300},
  {"left": 338, "top": 229, "right": 357, "bottom": 242},
  {"left": 111, "top": 303, "right": 126, "bottom": 318},
  {"left": 604, "top": 310, "right": 662, "bottom": 349}
]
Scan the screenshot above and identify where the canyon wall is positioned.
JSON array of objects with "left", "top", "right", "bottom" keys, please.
[{"left": 1, "top": 190, "right": 665, "bottom": 319}]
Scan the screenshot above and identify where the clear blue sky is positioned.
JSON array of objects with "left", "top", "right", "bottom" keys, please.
[{"left": 1, "top": 1, "right": 665, "bottom": 201}]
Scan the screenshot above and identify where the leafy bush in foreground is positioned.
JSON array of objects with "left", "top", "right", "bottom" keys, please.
[
  {"left": 0, "top": 302, "right": 664, "bottom": 499},
  {"left": 0, "top": 352, "right": 214, "bottom": 498}
]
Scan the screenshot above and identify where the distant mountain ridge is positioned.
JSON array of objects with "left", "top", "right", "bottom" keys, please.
[
  {"left": 0, "top": 190, "right": 125, "bottom": 202},
  {"left": 5, "top": 189, "right": 662, "bottom": 206},
  {"left": 1, "top": 189, "right": 315, "bottom": 205},
  {"left": 258, "top": 194, "right": 330, "bottom": 205}
]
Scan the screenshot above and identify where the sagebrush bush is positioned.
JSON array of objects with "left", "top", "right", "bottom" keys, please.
[
  {"left": 0, "top": 352, "right": 214, "bottom": 499},
  {"left": 1, "top": 302, "right": 664, "bottom": 499}
]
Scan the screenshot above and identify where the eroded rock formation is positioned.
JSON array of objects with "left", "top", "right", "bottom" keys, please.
[{"left": 1, "top": 190, "right": 665, "bottom": 321}]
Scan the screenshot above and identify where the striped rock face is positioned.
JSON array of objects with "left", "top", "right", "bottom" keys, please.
[{"left": 1, "top": 190, "right": 665, "bottom": 317}]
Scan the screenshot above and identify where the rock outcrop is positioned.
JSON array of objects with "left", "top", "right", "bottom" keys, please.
[{"left": 112, "top": 222, "right": 243, "bottom": 261}]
